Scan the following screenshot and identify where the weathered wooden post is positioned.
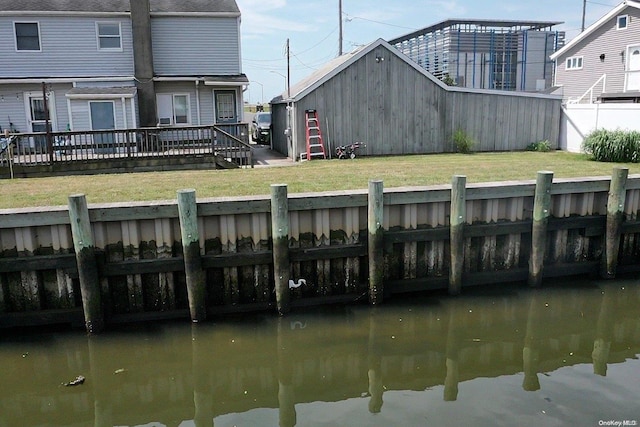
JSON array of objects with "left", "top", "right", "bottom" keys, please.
[
  {"left": 528, "top": 171, "right": 553, "bottom": 287},
  {"left": 271, "top": 184, "right": 290, "bottom": 315},
  {"left": 4, "top": 129, "right": 14, "bottom": 179},
  {"left": 368, "top": 180, "right": 384, "bottom": 305},
  {"left": 601, "top": 167, "right": 628, "bottom": 279},
  {"left": 177, "top": 189, "right": 206, "bottom": 322},
  {"left": 449, "top": 175, "right": 466, "bottom": 295},
  {"left": 68, "top": 194, "right": 104, "bottom": 334}
]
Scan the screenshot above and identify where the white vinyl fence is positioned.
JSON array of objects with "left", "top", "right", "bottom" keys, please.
[{"left": 560, "top": 103, "right": 640, "bottom": 153}]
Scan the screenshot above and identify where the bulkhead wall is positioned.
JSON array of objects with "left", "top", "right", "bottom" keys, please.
[{"left": 1, "top": 175, "right": 639, "bottom": 325}]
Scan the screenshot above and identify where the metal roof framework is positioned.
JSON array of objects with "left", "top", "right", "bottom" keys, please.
[{"left": 388, "top": 19, "right": 563, "bottom": 45}]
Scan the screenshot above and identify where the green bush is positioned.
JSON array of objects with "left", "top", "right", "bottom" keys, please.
[
  {"left": 582, "top": 129, "right": 640, "bottom": 163},
  {"left": 453, "top": 129, "right": 475, "bottom": 154},
  {"left": 526, "top": 140, "right": 552, "bottom": 152}
]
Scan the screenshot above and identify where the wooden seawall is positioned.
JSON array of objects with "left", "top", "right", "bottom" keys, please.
[{"left": 1, "top": 168, "right": 639, "bottom": 331}]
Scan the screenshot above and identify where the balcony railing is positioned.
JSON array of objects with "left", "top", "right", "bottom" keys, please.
[{"left": 1, "top": 123, "right": 253, "bottom": 170}]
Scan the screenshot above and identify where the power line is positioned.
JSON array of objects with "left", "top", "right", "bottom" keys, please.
[
  {"left": 586, "top": 0, "right": 618, "bottom": 6},
  {"left": 343, "top": 12, "right": 418, "bottom": 31},
  {"left": 294, "top": 25, "right": 340, "bottom": 56}
]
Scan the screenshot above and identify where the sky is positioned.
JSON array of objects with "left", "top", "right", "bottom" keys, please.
[{"left": 235, "top": 0, "right": 621, "bottom": 104}]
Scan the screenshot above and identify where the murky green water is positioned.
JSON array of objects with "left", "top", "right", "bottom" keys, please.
[{"left": 1, "top": 278, "right": 640, "bottom": 427}]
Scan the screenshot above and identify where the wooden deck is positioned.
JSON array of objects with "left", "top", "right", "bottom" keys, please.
[{"left": 1, "top": 123, "right": 253, "bottom": 177}]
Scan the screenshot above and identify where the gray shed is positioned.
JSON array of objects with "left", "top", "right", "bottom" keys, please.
[{"left": 270, "top": 38, "right": 561, "bottom": 160}]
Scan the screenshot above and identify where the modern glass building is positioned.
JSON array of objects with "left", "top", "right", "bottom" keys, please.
[{"left": 389, "top": 19, "right": 565, "bottom": 92}]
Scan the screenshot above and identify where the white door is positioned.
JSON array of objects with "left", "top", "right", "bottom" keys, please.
[
  {"left": 626, "top": 45, "right": 640, "bottom": 91},
  {"left": 23, "top": 91, "right": 57, "bottom": 153}
]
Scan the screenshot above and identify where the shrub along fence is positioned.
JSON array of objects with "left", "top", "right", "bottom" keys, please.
[{"left": 1, "top": 168, "right": 639, "bottom": 333}]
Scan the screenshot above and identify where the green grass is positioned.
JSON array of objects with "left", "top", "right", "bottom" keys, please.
[{"left": 2, "top": 152, "right": 639, "bottom": 209}]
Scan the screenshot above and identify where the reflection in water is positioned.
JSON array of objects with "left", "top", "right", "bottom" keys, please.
[
  {"left": 192, "top": 324, "right": 214, "bottom": 427},
  {"left": 278, "top": 318, "right": 296, "bottom": 427},
  {"left": 367, "top": 309, "right": 383, "bottom": 413},
  {"left": 593, "top": 287, "right": 615, "bottom": 376},
  {"left": 1, "top": 279, "right": 639, "bottom": 426},
  {"left": 444, "top": 305, "right": 461, "bottom": 401},
  {"left": 523, "top": 293, "right": 542, "bottom": 391}
]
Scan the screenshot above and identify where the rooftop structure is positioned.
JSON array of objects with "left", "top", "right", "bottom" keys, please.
[{"left": 389, "top": 19, "right": 565, "bottom": 92}]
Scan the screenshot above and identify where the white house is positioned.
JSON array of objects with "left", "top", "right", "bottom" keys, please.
[{"left": 551, "top": 0, "right": 640, "bottom": 103}]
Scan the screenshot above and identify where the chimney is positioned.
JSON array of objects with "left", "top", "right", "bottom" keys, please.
[{"left": 130, "top": 0, "right": 157, "bottom": 127}]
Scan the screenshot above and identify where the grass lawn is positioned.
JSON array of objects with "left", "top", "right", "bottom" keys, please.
[{"left": 2, "top": 151, "right": 639, "bottom": 209}]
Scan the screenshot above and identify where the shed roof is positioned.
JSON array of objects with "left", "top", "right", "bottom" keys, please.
[
  {"left": 0, "top": 0, "right": 240, "bottom": 14},
  {"left": 271, "top": 39, "right": 448, "bottom": 104},
  {"left": 550, "top": 0, "right": 640, "bottom": 60},
  {"left": 271, "top": 38, "right": 561, "bottom": 104}
]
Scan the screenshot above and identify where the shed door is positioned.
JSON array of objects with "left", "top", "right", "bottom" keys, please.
[{"left": 626, "top": 45, "right": 640, "bottom": 91}]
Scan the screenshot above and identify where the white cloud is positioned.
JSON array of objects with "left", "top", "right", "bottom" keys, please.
[
  {"left": 424, "top": 0, "right": 467, "bottom": 16},
  {"left": 237, "top": 0, "right": 320, "bottom": 35}
]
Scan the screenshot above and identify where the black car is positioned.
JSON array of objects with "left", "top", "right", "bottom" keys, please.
[{"left": 251, "top": 112, "right": 271, "bottom": 144}]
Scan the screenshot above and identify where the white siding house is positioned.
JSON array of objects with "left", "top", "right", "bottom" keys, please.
[
  {"left": 0, "top": 0, "right": 247, "bottom": 136},
  {"left": 551, "top": 0, "right": 640, "bottom": 103}
]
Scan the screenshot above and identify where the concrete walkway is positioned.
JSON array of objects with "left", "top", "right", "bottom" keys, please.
[{"left": 251, "top": 144, "right": 296, "bottom": 167}]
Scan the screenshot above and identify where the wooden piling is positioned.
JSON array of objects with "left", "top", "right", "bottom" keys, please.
[
  {"left": 177, "top": 189, "right": 206, "bottom": 322},
  {"left": 601, "top": 167, "right": 628, "bottom": 279},
  {"left": 271, "top": 184, "right": 290, "bottom": 315},
  {"left": 528, "top": 171, "right": 554, "bottom": 287},
  {"left": 68, "top": 194, "right": 104, "bottom": 334},
  {"left": 449, "top": 175, "right": 466, "bottom": 295},
  {"left": 368, "top": 180, "right": 384, "bottom": 305}
]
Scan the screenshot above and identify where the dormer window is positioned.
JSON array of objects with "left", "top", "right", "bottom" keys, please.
[{"left": 617, "top": 15, "right": 628, "bottom": 30}]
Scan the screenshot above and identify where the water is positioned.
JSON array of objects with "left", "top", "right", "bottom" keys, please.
[{"left": 1, "top": 278, "right": 639, "bottom": 427}]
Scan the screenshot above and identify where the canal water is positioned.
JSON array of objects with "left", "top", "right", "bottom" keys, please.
[{"left": 1, "top": 278, "right": 639, "bottom": 427}]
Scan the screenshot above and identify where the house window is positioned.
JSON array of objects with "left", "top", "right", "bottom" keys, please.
[
  {"left": 617, "top": 15, "right": 628, "bottom": 30},
  {"left": 14, "top": 22, "right": 41, "bottom": 51},
  {"left": 566, "top": 56, "right": 583, "bottom": 70},
  {"left": 96, "top": 22, "right": 122, "bottom": 50},
  {"left": 157, "top": 94, "right": 190, "bottom": 125}
]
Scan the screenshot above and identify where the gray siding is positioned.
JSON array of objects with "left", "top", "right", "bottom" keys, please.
[
  {"left": 153, "top": 82, "right": 241, "bottom": 125},
  {"left": 0, "top": 16, "right": 134, "bottom": 78},
  {"left": 555, "top": 7, "right": 640, "bottom": 102},
  {"left": 273, "top": 45, "right": 560, "bottom": 159},
  {"left": 151, "top": 16, "right": 240, "bottom": 76},
  {"left": 199, "top": 88, "right": 215, "bottom": 125},
  {"left": 155, "top": 81, "right": 200, "bottom": 125},
  {"left": 69, "top": 96, "right": 134, "bottom": 131},
  {"left": 0, "top": 83, "right": 71, "bottom": 132}
]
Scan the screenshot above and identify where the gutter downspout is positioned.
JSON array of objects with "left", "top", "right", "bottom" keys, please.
[{"left": 195, "top": 80, "right": 202, "bottom": 126}]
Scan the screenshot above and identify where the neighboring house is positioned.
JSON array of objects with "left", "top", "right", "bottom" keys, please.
[
  {"left": 270, "top": 39, "right": 561, "bottom": 161},
  {"left": 0, "top": 0, "right": 247, "bottom": 138},
  {"left": 389, "top": 19, "right": 564, "bottom": 92},
  {"left": 550, "top": 0, "right": 640, "bottom": 103}
]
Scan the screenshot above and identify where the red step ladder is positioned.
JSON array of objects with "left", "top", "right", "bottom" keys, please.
[{"left": 304, "top": 109, "right": 326, "bottom": 160}]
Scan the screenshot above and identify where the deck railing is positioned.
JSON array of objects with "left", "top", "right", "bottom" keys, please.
[
  {"left": 1, "top": 123, "right": 253, "bottom": 169},
  {"left": 568, "top": 74, "right": 607, "bottom": 104}
]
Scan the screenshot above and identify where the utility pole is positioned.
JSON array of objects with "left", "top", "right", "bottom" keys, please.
[
  {"left": 286, "top": 38, "right": 291, "bottom": 98},
  {"left": 339, "top": 0, "right": 343, "bottom": 56},
  {"left": 581, "top": 0, "right": 587, "bottom": 32}
]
